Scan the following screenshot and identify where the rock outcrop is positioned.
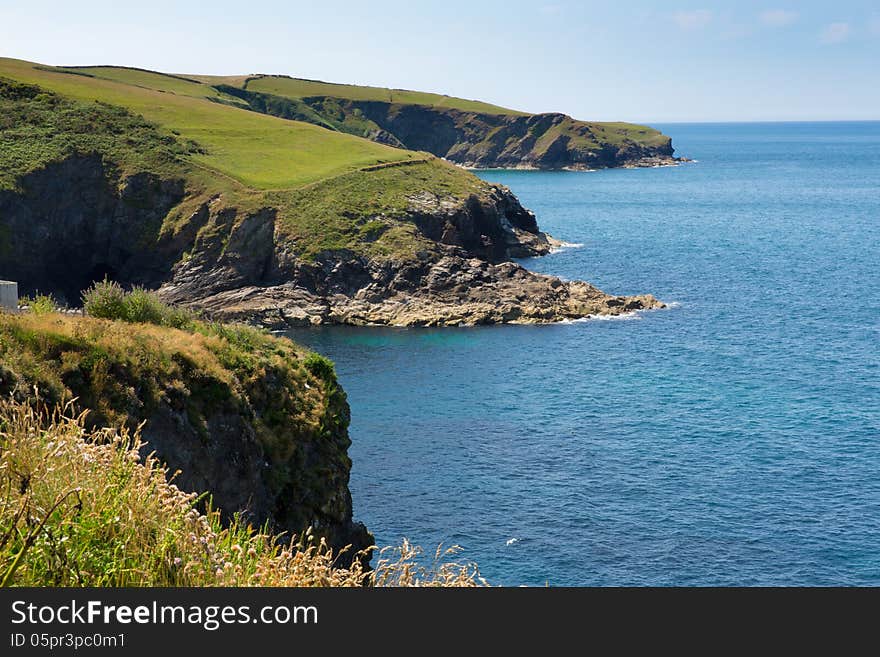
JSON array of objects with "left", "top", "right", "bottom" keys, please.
[
  {"left": 158, "top": 180, "right": 663, "bottom": 327},
  {"left": 0, "top": 154, "right": 188, "bottom": 304},
  {"left": 174, "top": 255, "right": 662, "bottom": 328}
]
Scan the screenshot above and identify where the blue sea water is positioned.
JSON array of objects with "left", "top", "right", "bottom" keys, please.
[{"left": 287, "top": 122, "right": 880, "bottom": 586}]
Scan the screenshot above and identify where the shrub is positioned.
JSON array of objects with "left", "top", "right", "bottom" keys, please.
[
  {"left": 123, "top": 287, "right": 166, "bottom": 324},
  {"left": 24, "top": 294, "right": 57, "bottom": 315},
  {"left": 162, "top": 304, "right": 197, "bottom": 331},
  {"left": 303, "top": 352, "right": 336, "bottom": 383},
  {"left": 82, "top": 278, "right": 127, "bottom": 320},
  {"left": 82, "top": 279, "right": 196, "bottom": 329}
]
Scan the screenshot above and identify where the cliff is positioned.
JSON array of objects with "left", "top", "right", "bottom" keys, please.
[
  {"left": 217, "top": 77, "right": 679, "bottom": 170},
  {"left": 0, "top": 312, "right": 370, "bottom": 563}
]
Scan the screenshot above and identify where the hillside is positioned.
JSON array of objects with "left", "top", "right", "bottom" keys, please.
[
  {"left": 196, "top": 72, "right": 526, "bottom": 115},
  {"left": 61, "top": 65, "right": 677, "bottom": 169},
  {"left": 0, "top": 59, "right": 422, "bottom": 189},
  {"left": 0, "top": 57, "right": 663, "bottom": 326}
]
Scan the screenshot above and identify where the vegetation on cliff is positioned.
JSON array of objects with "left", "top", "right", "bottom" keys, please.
[
  {"left": 0, "top": 302, "right": 370, "bottom": 557},
  {"left": 0, "top": 397, "right": 483, "bottom": 586}
]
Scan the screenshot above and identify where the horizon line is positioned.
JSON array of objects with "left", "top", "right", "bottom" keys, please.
[{"left": 641, "top": 119, "right": 880, "bottom": 125}]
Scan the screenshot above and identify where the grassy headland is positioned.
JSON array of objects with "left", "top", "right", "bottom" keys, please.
[{"left": 0, "top": 58, "right": 420, "bottom": 190}]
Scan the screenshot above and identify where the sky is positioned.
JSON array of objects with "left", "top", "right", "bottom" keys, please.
[{"left": 1, "top": 0, "right": 878, "bottom": 122}]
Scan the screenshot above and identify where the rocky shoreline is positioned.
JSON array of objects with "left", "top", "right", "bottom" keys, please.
[
  {"left": 158, "top": 182, "right": 665, "bottom": 328},
  {"left": 461, "top": 154, "right": 688, "bottom": 172},
  {"left": 166, "top": 255, "right": 665, "bottom": 328}
]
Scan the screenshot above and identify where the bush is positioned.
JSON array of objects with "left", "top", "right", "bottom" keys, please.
[
  {"left": 162, "top": 305, "right": 197, "bottom": 331},
  {"left": 24, "top": 293, "right": 57, "bottom": 315},
  {"left": 304, "top": 352, "right": 336, "bottom": 383},
  {"left": 123, "top": 287, "right": 166, "bottom": 324},
  {"left": 82, "top": 278, "right": 196, "bottom": 329},
  {"left": 82, "top": 278, "right": 127, "bottom": 320}
]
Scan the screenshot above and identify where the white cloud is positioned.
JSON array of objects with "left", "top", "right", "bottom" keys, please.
[
  {"left": 870, "top": 16, "right": 880, "bottom": 37},
  {"left": 673, "top": 10, "right": 712, "bottom": 31},
  {"left": 820, "top": 22, "right": 851, "bottom": 44},
  {"left": 758, "top": 9, "right": 798, "bottom": 27}
]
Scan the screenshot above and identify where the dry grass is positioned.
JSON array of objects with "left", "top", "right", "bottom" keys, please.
[{"left": 0, "top": 398, "right": 485, "bottom": 587}]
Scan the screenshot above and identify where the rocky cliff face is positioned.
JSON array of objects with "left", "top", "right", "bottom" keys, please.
[
  {"left": 1, "top": 151, "right": 662, "bottom": 328},
  {"left": 0, "top": 154, "right": 188, "bottom": 304},
  {"left": 338, "top": 102, "right": 677, "bottom": 169},
  {"left": 159, "top": 181, "right": 662, "bottom": 328}
]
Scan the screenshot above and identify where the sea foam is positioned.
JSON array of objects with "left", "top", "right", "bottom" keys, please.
[{"left": 549, "top": 241, "right": 585, "bottom": 254}]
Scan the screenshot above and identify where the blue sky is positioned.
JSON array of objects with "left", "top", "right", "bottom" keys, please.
[{"left": 1, "top": 0, "right": 878, "bottom": 122}]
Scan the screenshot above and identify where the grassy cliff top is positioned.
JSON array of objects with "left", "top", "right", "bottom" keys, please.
[
  {"left": 0, "top": 310, "right": 329, "bottom": 437},
  {"left": 233, "top": 74, "right": 528, "bottom": 115},
  {"left": 0, "top": 58, "right": 420, "bottom": 189}
]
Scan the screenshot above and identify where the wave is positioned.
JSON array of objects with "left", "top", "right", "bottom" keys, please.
[
  {"left": 549, "top": 241, "right": 585, "bottom": 254},
  {"left": 556, "top": 312, "right": 643, "bottom": 324},
  {"left": 554, "top": 301, "right": 680, "bottom": 325}
]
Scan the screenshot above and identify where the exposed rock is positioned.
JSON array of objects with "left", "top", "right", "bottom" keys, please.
[
  {"left": 0, "top": 154, "right": 186, "bottom": 304},
  {"left": 176, "top": 254, "right": 663, "bottom": 328},
  {"left": 157, "top": 178, "right": 663, "bottom": 327},
  {"left": 404, "top": 183, "right": 549, "bottom": 261}
]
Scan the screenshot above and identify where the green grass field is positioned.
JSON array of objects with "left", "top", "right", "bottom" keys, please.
[
  {"left": 0, "top": 58, "right": 419, "bottom": 189},
  {"left": 58, "top": 65, "right": 250, "bottom": 105}
]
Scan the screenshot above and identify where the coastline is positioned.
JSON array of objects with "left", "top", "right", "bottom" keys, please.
[{"left": 460, "top": 155, "right": 689, "bottom": 172}]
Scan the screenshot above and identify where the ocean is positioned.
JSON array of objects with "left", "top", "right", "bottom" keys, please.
[{"left": 287, "top": 122, "right": 880, "bottom": 585}]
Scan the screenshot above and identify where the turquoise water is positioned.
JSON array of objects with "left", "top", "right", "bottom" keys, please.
[{"left": 287, "top": 122, "right": 880, "bottom": 585}]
